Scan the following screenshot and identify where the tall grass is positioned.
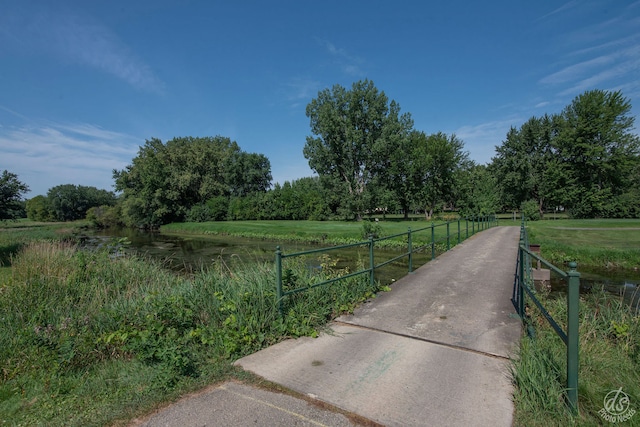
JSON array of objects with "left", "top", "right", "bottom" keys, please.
[
  {"left": 512, "top": 288, "right": 640, "bottom": 426},
  {"left": 0, "top": 240, "right": 381, "bottom": 426}
]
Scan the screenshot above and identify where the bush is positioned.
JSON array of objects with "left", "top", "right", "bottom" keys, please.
[
  {"left": 86, "top": 205, "right": 123, "bottom": 228},
  {"left": 362, "top": 220, "right": 383, "bottom": 238},
  {"left": 520, "top": 200, "right": 541, "bottom": 221}
]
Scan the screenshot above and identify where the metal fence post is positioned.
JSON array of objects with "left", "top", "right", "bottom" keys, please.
[
  {"left": 276, "top": 246, "right": 283, "bottom": 317},
  {"left": 369, "top": 235, "right": 375, "bottom": 287},
  {"left": 472, "top": 216, "right": 475, "bottom": 234},
  {"left": 446, "top": 221, "right": 450, "bottom": 251},
  {"left": 466, "top": 218, "right": 469, "bottom": 239},
  {"left": 408, "top": 228, "right": 413, "bottom": 273},
  {"left": 431, "top": 222, "right": 435, "bottom": 260},
  {"left": 566, "top": 261, "right": 580, "bottom": 413},
  {"left": 518, "top": 244, "right": 524, "bottom": 317},
  {"left": 457, "top": 219, "right": 461, "bottom": 244}
]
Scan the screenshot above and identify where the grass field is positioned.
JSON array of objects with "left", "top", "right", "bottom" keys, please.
[
  {"left": 523, "top": 219, "right": 640, "bottom": 269},
  {"left": 161, "top": 217, "right": 490, "bottom": 249}
]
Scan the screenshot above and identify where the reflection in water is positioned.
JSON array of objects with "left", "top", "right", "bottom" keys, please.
[
  {"left": 86, "top": 228, "right": 429, "bottom": 284},
  {"left": 87, "top": 228, "right": 639, "bottom": 310},
  {"left": 549, "top": 265, "right": 640, "bottom": 312}
]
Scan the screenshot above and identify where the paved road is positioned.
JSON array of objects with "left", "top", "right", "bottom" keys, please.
[{"left": 140, "top": 226, "right": 522, "bottom": 426}]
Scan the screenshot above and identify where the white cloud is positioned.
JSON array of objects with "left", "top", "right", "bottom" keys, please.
[
  {"left": 540, "top": 55, "right": 615, "bottom": 85},
  {"left": 1, "top": 6, "right": 164, "bottom": 94},
  {"left": 539, "top": 7, "right": 640, "bottom": 101},
  {"left": 537, "top": 0, "right": 580, "bottom": 21},
  {"left": 316, "top": 38, "right": 365, "bottom": 76},
  {"left": 0, "top": 122, "right": 142, "bottom": 196},
  {"left": 454, "top": 118, "right": 523, "bottom": 164},
  {"left": 282, "top": 78, "right": 322, "bottom": 108}
]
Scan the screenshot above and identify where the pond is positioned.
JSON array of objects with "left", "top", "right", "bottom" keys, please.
[
  {"left": 548, "top": 264, "right": 640, "bottom": 311},
  {"left": 86, "top": 228, "right": 640, "bottom": 310},
  {"left": 86, "top": 228, "right": 432, "bottom": 285}
]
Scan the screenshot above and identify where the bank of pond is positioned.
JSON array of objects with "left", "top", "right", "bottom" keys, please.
[{"left": 90, "top": 225, "right": 640, "bottom": 309}]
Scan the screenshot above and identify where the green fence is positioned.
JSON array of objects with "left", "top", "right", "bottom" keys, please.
[
  {"left": 276, "top": 214, "right": 497, "bottom": 316},
  {"left": 512, "top": 220, "right": 581, "bottom": 413}
]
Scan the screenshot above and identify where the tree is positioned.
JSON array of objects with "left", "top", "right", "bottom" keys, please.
[
  {"left": 454, "top": 163, "right": 500, "bottom": 216},
  {"left": 553, "top": 90, "right": 640, "bottom": 218},
  {"left": 413, "top": 132, "right": 468, "bottom": 219},
  {"left": 0, "top": 170, "right": 30, "bottom": 221},
  {"left": 114, "top": 136, "right": 272, "bottom": 227},
  {"left": 303, "top": 79, "right": 413, "bottom": 219},
  {"left": 47, "top": 184, "right": 116, "bottom": 221},
  {"left": 492, "top": 115, "right": 557, "bottom": 217},
  {"left": 224, "top": 152, "right": 272, "bottom": 197},
  {"left": 491, "top": 89, "right": 640, "bottom": 219},
  {"left": 26, "top": 195, "right": 53, "bottom": 221}
]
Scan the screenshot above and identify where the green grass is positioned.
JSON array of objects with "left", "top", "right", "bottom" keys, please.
[
  {"left": 524, "top": 219, "right": 640, "bottom": 269},
  {"left": 161, "top": 217, "right": 479, "bottom": 249},
  {"left": 0, "top": 220, "right": 88, "bottom": 267},
  {"left": 511, "top": 218, "right": 640, "bottom": 426},
  {"left": 512, "top": 288, "right": 640, "bottom": 426},
  {"left": 0, "top": 237, "right": 383, "bottom": 426}
]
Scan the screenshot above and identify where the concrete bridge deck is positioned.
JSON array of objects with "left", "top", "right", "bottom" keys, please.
[{"left": 140, "top": 226, "right": 522, "bottom": 426}]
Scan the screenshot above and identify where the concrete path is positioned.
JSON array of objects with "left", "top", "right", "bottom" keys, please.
[{"left": 140, "top": 226, "right": 522, "bottom": 426}]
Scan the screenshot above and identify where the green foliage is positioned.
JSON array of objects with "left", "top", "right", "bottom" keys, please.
[
  {"left": 413, "top": 131, "right": 469, "bottom": 219},
  {"left": 362, "top": 220, "right": 383, "bottom": 238},
  {"left": 493, "top": 115, "right": 556, "bottom": 215},
  {"left": 0, "top": 233, "right": 384, "bottom": 425},
  {"left": 114, "top": 136, "right": 272, "bottom": 228},
  {"left": 303, "top": 79, "right": 414, "bottom": 219},
  {"left": 86, "top": 204, "right": 123, "bottom": 228},
  {"left": 0, "top": 170, "right": 29, "bottom": 221},
  {"left": 47, "top": 184, "right": 117, "bottom": 222},
  {"left": 493, "top": 90, "right": 640, "bottom": 219},
  {"left": 521, "top": 200, "right": 541, "bottom": 221},
  {"left": 455, "top": 163, "right": 500, "bottom": 216},
  {"left": 25, "top": 195, "right": 54, "bottom": 221},
  {"left": 512, "top": 289, "right": 640, "bottom": 425}
]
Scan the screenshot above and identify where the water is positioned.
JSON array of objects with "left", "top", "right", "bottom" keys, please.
[
  {"left": 85, "top": 228, "right": 431, "bottom": 284},
  {"left": 549, "top": 265, "right": 640, "bottom": 311},
  {"left": 86, "top": 228, "right": 639, "bottom": 309}
]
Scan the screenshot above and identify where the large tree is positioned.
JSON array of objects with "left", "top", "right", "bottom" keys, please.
[
  {"left": 303, "top": 79, "right": 413, "bottom": 219},
  {"left": 492, "top": 89, "right": 640, "bottom": 219},
  {"left": 114, "top": 136, "right": 272, "bottom": 227},
  {"left": 553, "top": 89, "right": 640, "bottom": 218},
  {"left": 47, "top": 184, "right": 116, "bottom": 221},
  {"left": 492, "top": 115, "right": 557, "bottom": 217},
  {"left": 413, "top": 132, "right": 469, "bottom": 219},
  {"left": 454, "top": 163, "right": 500, "bottom": 216},
  {"left": 0, "top": 170, "right": 29, "bottom": 221}
]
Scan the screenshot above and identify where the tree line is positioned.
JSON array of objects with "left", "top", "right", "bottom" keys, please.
[
  {"left": 492, "top": 90, "right": 640, "bottom": 219},
  {"left": 1, "top": 81, "right": 638, "bottom": 226}
]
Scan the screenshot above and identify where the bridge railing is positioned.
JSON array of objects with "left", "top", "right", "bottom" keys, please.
[
  {"left": 512, "top": 220, "right": 580, "bottom": 413},
  {"left": 276, "top": 215, "right": 497, "bottom": 316}
]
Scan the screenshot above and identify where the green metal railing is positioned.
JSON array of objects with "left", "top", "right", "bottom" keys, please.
[
  {"left": 512, "top": 220, "right": 580, "bottom": 413},
  {"left": 276, "top": 214, "right": 497, "bottom": 316}
]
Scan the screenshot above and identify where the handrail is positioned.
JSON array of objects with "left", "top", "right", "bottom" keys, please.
[
  {"left": 277, "top": 214, "right": 498, "bottom": 317},
  {"left": 513, "top": 220, "right": 580, "bottom": 414}
]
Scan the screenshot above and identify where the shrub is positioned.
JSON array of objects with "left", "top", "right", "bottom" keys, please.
[
  {"left": 520, "top": 200, "right": 541, "bottom": 221},
  {"left": 362, "top": 220, "right": 383, "bottom": 238}
]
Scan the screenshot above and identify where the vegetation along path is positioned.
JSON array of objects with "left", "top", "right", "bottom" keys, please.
[{"left": 144, "top": 226, "right": 522, "bottom": 426}]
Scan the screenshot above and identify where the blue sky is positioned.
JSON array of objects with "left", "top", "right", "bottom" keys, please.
[{"left": 1, "top": 0, "right": 639, "bottom": 197}]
